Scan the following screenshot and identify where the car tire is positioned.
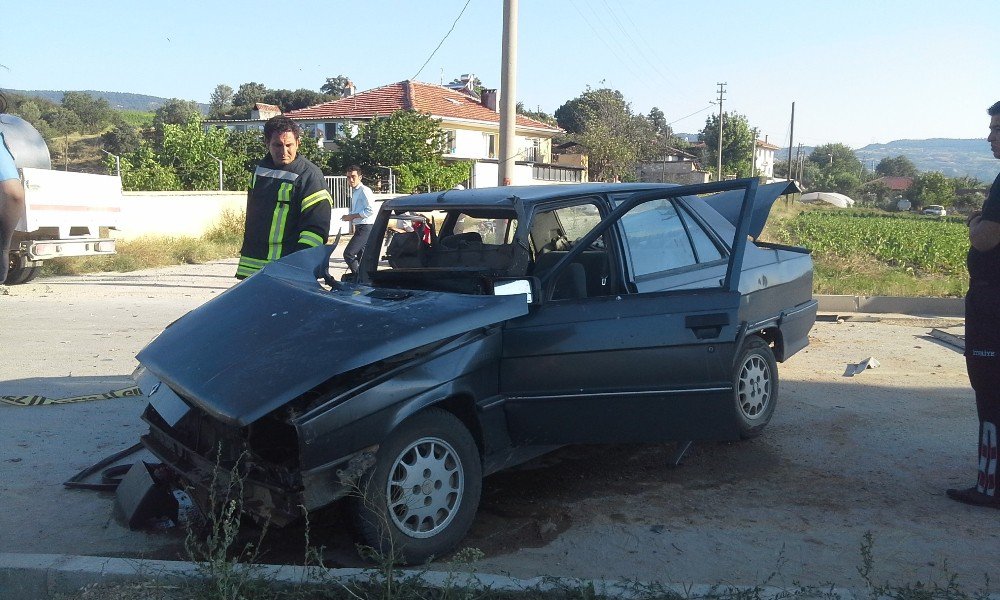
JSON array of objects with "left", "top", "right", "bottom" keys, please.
[
  {"left": 5, "top": 264, "right": 39, "bottom": 285},
  {"left": 352, "top": 407, "right": 482, "bottom": 564},
  {"left": 733, "top": 335, "right": 778, "bottom": 439}
]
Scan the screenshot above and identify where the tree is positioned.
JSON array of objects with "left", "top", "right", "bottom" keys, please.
[
  {"left": 554, "top": 87, "right": 653, "bottom": 181},
  {"left": 802, "top": 143, "right": 863, "bottom": 196},
  {"left": 118, "top": 145, "right": 181, "bottom": 191},
  {"left": 334, "top": 110, "right": 447, "bottom": 172},
  {"left": 61, "top": 92, "right": 114, "bottom": 134},
  {"left": 699, "top": 112, "right": 755, "bottom": 179},
  {"left": 101, "top": 122, "right": 141, "bottom": 156},
  {"left": 516, "top": 101, "right": 558, "bottom": 127},
  {"left": 265, "top": 88, "right": 328, "bottom": 112},
  {"left": 647, "top": 107, "right": 673, "bottom": 139},
  {"left": 153, "top": 99, "right": 202, "bottom": 129},
  {"left": 875, "top": 155, "right": 918, "bottom": 178},
  {"left": 907, "top": 171, "right": 954, "bottom": 208},
  {"left": 807, "top": 143, "right": 861, "bottom": 172},
  {"left": 232, "top": 82, "right": 269, "bottom": 113},
  {"left": 320, "top": 75, "right": 352, "bottom": 97},
  {"left": 208, "top": 84, "right": 234, "bottom": 119},
  {"left": 332, "top": 110, "right": 468, "bottom": 192}
]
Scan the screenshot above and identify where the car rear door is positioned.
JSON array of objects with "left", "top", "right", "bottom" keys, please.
[{"left": 500, "top": 179, "right": 759, "bottom": 445}]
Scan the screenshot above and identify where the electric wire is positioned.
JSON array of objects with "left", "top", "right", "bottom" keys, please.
[
  {"left": 667, "top": 104, "right": 715, "bottom": 127},
  {"left": 568, "top": 1, "right": 647, "bottom": 85},
  {"left": 411, "top": 0, "right": 473, "bottom": 81}
]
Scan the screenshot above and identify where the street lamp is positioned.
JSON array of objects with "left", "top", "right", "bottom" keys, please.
[
  {"left": 207, "top": 153, "right": 224, "bottom": 191},
  {"left": 100, "top": 149, "right": 121, "bottom": 177}
]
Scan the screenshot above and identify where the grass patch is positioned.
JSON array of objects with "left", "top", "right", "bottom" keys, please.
[
  {"left": 812, "top": 255, "right": 967, "bottom": 297},
  {"left": 38, "top": 209, "right": 245, "bottom": 278}
]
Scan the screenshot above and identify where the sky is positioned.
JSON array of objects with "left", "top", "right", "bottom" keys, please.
[{"left": 3, "top": 0, "right": 998, "bottom": 149}]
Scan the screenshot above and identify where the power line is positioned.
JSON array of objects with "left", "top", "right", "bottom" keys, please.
[
  {"left": 667, "top": 104, "right": 715, "bottom": 127},
  {"left": 411, "top": 0, "right": 473, "bottom": 81},
  {"left": 568, "top": 1, "right": 647, "bottom": 84},
  {"left": 596, "top": 0, "right": 687, "bottom": 102}
]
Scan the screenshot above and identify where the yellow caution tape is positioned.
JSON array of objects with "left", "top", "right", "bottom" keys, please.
[{"left": 0, "top": 385, "right": 143, "bottom": 407}]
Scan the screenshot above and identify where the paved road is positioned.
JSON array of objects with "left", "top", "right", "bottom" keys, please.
[{"left": 1, "top": 259, "right": 997, "bottom": 591}]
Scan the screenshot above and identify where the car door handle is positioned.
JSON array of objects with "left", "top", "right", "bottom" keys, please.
[{"left": 685, "top": 313, "right": 730, "bottom": 339}]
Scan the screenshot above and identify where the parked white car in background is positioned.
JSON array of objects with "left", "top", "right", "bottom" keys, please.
[{"left": 922, "top": 205, "right": 947, "bottom": 216}]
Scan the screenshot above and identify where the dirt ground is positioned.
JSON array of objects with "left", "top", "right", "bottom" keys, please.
[{"left": 1, "top": 258, "right": 996, "bottom": 592}]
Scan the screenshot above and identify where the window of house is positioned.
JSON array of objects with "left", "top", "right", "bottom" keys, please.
[
  {"left": 485, "top": 133, "right": 497, "bottom": 159},
  {"left": 325, "top": 122, "right": 346, "bottom": 139},
  {"left": 444, "top": 130, "right": 457, "bottom": 155}
]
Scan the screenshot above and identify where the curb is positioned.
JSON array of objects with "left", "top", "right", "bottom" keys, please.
[
  {"left": 0, "top": 552, "right": 864, "bottom": 600},
  {"left": 814, "top": 294, "right": 964, "bottom": 317}
]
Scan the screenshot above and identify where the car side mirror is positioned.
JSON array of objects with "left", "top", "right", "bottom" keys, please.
[{"left": 492, "top": 277, "right": 540, "bottom": 304}]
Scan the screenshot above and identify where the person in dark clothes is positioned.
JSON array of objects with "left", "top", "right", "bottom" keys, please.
[
  {"left": 236, "top": 115, "right": 332, "bottom": 279},
  {"left": 947, "top": 101, "right": 1000, "bottom": 508}
]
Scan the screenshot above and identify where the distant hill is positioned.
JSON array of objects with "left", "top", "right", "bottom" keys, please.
[
  {"left": 854, "top": 139, "right": 996, "bottom": 183},
  {"left": 775, "top": 139, "right": 997, "bottom": 183},
  {"left": 2, "top": 88, "right": 208, "bottom": 113}
]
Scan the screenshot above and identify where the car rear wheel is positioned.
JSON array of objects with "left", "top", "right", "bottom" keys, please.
[
  {"left": 5, "top": 260, "right": 39, "bottom": 285},
  {"left": 352, "top": 408, "right": 482, "bottom": 564},
  {"left": 734, "top": 335, "right": 778, "bottom": 439}
]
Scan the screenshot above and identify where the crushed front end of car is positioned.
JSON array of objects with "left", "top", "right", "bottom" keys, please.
[{"left": 135, "top": 245, "right": 528, "bottom": 526}]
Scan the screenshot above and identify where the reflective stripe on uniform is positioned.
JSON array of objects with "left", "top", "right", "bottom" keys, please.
[
  {"left": 254, "top": 166, "right": 300, "bottom": 182},
  {"left": 298, "top": 230, "right": 324, "bottom": 248},
  {"left": 267, "top": 183, "right": 292, "bottom": 261},
  {"left": 237, "top": 255, "right": 268, "bottom": 277},
  {"left": 301, "top": 189, "right": 333, "bottom": 211}
]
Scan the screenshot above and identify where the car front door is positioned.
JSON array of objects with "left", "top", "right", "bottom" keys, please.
[{"left": 500, "top": 179, "right": 759, "bottom": 445}]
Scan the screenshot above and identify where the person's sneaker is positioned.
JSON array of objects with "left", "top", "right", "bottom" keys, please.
[{"left": 946, "top": 486, "right": 1000, "bottom": 508}]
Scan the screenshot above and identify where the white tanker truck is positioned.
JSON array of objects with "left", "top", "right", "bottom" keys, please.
[{"left": 0, "top": 114, "right": 120, "bottom": 284}]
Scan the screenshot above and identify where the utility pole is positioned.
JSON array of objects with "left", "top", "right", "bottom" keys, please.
[
  {"left": 498, "top": 0, "right": 518, "bottom": 186},
  {"left": 715, "top": 82, "right": 726, "bottom": 181},
  {"left": 751, "top": 127, "right": 758, "bottom": 177},
  {"left": 787, "top": 102, "right": 795, "bottom": 181}
]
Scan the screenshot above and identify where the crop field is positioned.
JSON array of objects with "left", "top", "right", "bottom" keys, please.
[
  {"left": 766, "top": 207, "right": 970, "bottom": 296},
  {"left": 774, "top": 211, "right": 968, "bottom": 274}
]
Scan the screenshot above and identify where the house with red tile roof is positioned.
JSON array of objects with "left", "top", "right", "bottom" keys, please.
[
  {"left": 865, "top": 175, "right": 914, "bottom": 193},
  {"left": 205, "top": 80, "right": 582, "bottom": 188}
]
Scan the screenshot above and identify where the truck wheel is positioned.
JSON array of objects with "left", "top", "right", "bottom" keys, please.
[
  {"left": 733, "top": 335, "right": 778, "bottom": 439},
  {"left": 352, "top": 408, "right": 482, "bottom": 565},
  {"left": 4, "top": 264, "right": 40, "bottom": 285}
]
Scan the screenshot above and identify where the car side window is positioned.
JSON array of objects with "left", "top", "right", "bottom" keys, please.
[
  {"left": 530, "top": 201, "right": 615, "bottom": 300},
  {"left": 618, "top": 198, "right": 698, "bottom": 277},
  {"left": 683, "top": 206, "right": 724, "bottom": 263}
]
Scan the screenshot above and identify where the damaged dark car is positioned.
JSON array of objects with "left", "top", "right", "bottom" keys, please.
[{"left": 135, "top": 178, "right": 817, "bottom": 563}]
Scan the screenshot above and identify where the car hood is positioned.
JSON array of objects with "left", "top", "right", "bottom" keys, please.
[
  {"left": 136, "top": 245, "right": 530, "bottom": 427},
  {"left": 702, "top": 180, "right": 800, "bottom": 239}
]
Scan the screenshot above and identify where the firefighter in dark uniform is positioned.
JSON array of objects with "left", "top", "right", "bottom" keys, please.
[
  {"left": 947, "top": 101, "right": 1000, "bottom": 508},
  {"left": 236, "top": 115, "right": 332, "bottom": 279}
]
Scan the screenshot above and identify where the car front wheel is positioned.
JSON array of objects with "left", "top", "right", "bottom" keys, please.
[
  {"left": 733, "top": 335, "right": 778, "bottom": 439},
  {"left": 352, "top": 408, "right": 482, "bottom": 564}
]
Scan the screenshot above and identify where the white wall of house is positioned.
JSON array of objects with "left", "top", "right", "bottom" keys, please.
[
  {"left": 116, "top": 191, "right": 398, "bottom": 240},
  {"left": 754, "top": 146, "right": 776, "bottom": 178},
  {"left": 469, "top": 162, "right": 582, "bottom": 188}
]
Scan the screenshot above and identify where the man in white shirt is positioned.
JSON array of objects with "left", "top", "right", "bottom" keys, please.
[{"left": 341, "top": 165, "right": 375, "bottom": 274}]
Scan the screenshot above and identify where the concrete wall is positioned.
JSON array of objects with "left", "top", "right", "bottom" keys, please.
[{"left": 117, "top": 191, "right": 398, "bottom": 240}]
